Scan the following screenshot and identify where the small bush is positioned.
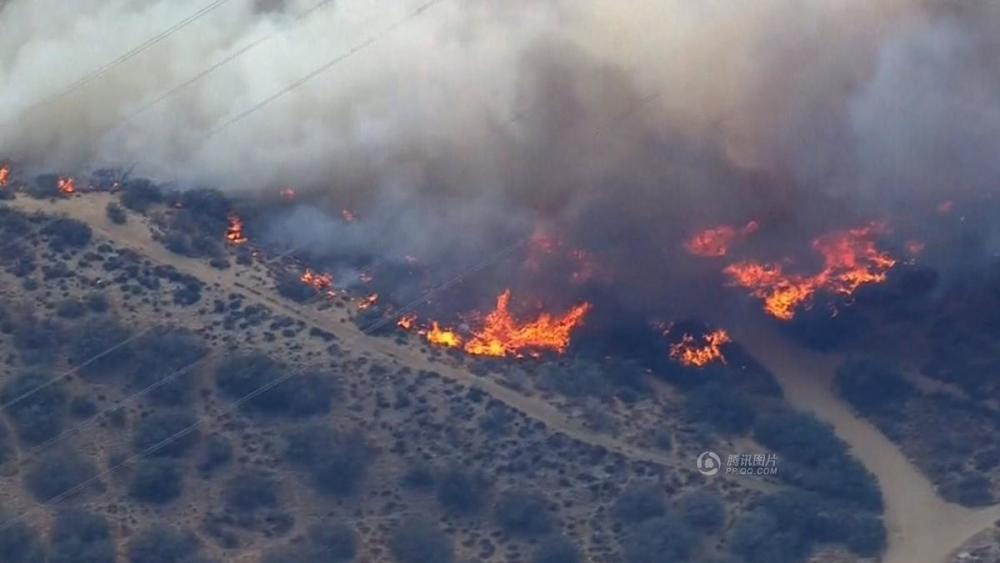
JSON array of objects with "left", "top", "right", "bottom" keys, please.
[
  {"left": 128, "top": 327, "right": 208, "bottom": 405},
  {"left": 70, "top": 320, "right": 133, "bottom": 378},
  {"left": 132, "top": 409, "right": 199, "bottom": 457},
  {"left": 389, "top": 520, "right": 453, "bottom": 563},
  {"left": 1, "top": 370, "right": 68, "bottom": 444},
  {"left": 835, "top": 358, "right": 914, "bottom": 416},
  {"left": 223, "top": 469, "right": 280, "bottom": 512},
  {"left": 42, "top": 218, "right": 92, "bottom": 250},
  {"left": 283, "top": 425, "right": 372, "bottom": 496},
  {"left": 56, "top": 298, "right": 87, "bottom": 319},
  {"left": 216, "top": 354, "right": 335, "bottom": 416},
  {"left": 120, "top": 180, "right": 163, "bottom": 212},
  {"left": 435, "top": 466, "right": 491, "bottom": 516},
  {"left": 679, "top": 490, "right": 726, "bottom": 532},
  {"left": 49, "top": 509, "right": 116, "bottom": 563},
  {"left": 494, "top": 490, "right": 552, "bottom": 536},
  {"left": 127, "top": 525, "right": 206, "bottom": 563},
  {"left": 532, "top": 535, "right": 581, "bottom": 563},
  {"left": 24, "top": 448, "right": 98, "bottom": 501},
  {"left": 623, "top": 515, "right": 698, "bottom": 563},
  {"left": 106, "top": 202, "right": 128, "bottom": 224},
  {"left": 197, "top": 435, "right": 232, "bottom": 476},
  {"left": 613, "top": 482, "right": 666, "bottom": 524},
  {"left": 129, "top": 458, "right": 184, "bottom": 504},
  {"left": 0, "top": 514, "right": 44, "bottom": 563}
]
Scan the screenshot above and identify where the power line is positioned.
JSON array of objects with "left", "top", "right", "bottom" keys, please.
[
  {"left": 0, "top": 231, "right": 527, "bottom": 535},
  {"left": 9, "top": 0, "right": 236, "bottom": 122},
  {"left": 207, "top": 0, "right": 447, "bottom": 138},
  {"left": 116, "top": 0, "right": 335, "bottom": 127}
]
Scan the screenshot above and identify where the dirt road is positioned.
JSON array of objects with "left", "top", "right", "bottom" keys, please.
[
  {"left": 10, "top": 193, "right": 688, "bottom": 472},
  {"left": 722, "top": 315, "right": 1000, "bottom": 563}
]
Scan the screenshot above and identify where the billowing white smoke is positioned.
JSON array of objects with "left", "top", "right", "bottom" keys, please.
[{"left": 2, "top": 0, "right": 998, "bottom": 275}]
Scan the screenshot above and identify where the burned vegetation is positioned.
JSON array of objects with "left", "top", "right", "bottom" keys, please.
[{"left": 0, "top": 184, "right": 889, "bottom": 563}]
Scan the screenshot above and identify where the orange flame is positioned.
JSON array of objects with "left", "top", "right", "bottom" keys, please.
[
  {"left": 669, "top": 329, "right": 732, "bottom": 367},
  {"left": 397, "top": 314, "right": 416, "bottom": 331},
  {"left": 0, "top": 164, "right": 10, "bottom": 187},
  {"left": 225, "top": 215, "right": 248, "bottom": 246},
  {"left": 424, "top": 322, "right": 462, "bottom": 348},
  {"left": 724, "top": 223, "right": 896, "bottom": 320},
  {"left": 280, "top": 187, "right": 296, "bottom": 200},
  {"left": 341, "top": 209, "right": 356, "bottom": 223},
  {"left": 461, "top": 290, "right": 591, "bottom": 358},
  {"left": 300, "top": 269, "right": 334, "bottom": 291},
  {"left": 358, "top": 293, "right": 379, "bottom": 310},
  {"left": 685, "top": 220, "right": 759, "bottom": 257},
  {"left": 57, "top": 177, "right": 76, "bottom": 196}
]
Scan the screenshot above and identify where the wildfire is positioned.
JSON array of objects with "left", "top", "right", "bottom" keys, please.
[
  {"left": 523, "top": 226, "right": 604, "bottom": 284},
  {"left": 685, "top": 220, "right": 759, "bottom": 257},
  {"left": 358, "top": 293, "right": 379, "bottom": 310},
  {"left": 397, "top": 314, "right": 416, "bottom": 331},
  {"left": 424, "top": 322, "right": 462, "bottom": 348},
  {"left": 300, "top": 269, "right": 333, "bottom": 291},
  {"left": 341, "top": 209, "right": 356, "bottom": 223},
  {"left": 57, "top": 176, "right": 76, "bottom": 196},
  {"left": 0, "top": 164, "right": 9, "bottom": 187},
  {"left": 937, "top": 201, "right": 954, "bottom": 215},
  {"left": 280, "top": 187, "right": 296, "bottom": 200},
  {"left": 225, "top": 215, "right": 248, "bottom": 245},
  {"left": 461, "top": 290, "right": 591, "bottom": 358},
  {"left": 669, "top": 329, "right": 732, "bottom": 367},
  {"left": 724, "top": 223, "right": 897, "bottom": 320}
]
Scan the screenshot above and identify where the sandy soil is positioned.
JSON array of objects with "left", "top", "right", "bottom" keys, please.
[
  {"left": 720, "top": 314, "right": 1000, "bottom": 563},
  {"left": 8, "top": 193, "right": 692, "bottom": 472}
]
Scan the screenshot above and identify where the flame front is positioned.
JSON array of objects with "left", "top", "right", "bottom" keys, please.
[
  {"left": 724, "top": 223, "right": 897, "bottom": 320},
  {"left": 462, "top": 290, "right": 591, "bottom": 358},
  {"left": 424, "top": 322, "right": 462, "bottom": 348},
  {"left": 358, "top": 293, "right": 378, "bottom": 310},
  {"left": 397, "top": 314, "right": 416, "bottom": 331},
  {"left": 669, "top": 329, "right": 732, "bottom": 367},
  {"left": 225, "top": 215, "right": 248, "bottom": 246},
  {"left": 685, "top": 220, "right": 759, "bottom": 257},
  {"left": 0, "top": 164, "right": 10, "bottom": 187},
  {"left": 57, "top": 176, "right": 76, "bottom": 195},
  {"left": 300, "top": 269, "right": 333, "bottom": 291}
]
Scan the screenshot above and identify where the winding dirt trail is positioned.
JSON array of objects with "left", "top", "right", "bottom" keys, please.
[
  {"left": 721, "top": 314, "right": 1000, "bottom": 563},
  {"left": 9, "top": 194, "right": 688, "bottom": 472}
]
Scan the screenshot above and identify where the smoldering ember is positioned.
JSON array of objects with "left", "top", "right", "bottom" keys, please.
[{"left": 0, "top": 1, "right": 999, "bottom": 563}]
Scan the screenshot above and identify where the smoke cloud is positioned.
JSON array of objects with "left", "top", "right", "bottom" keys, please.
[{"left": 2, "top": 0, "right": 999, "bottom": 312}]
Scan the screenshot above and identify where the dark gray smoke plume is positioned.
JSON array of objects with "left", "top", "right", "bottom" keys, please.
[{"left": 2, "top": 0, "right": 999, "bottom": 312}]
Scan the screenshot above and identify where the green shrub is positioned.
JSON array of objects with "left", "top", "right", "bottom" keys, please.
[
  {"left": 132, "top": 409, "right": 199, "bottom": 457},
  {"left": 494, "top": 490, "right": 552, "bottom": 536},
  {"left": 223, "top": 469, "right": 280, "bottom": 512},
  {"left": 532, "top": 535, "right": 581, "bottom": 563},
  {"left": 127, "top": 525, "right": 207, "bottom": 563},
  {"left": 1, "top": 370, "right": 68, "bottom": 444},
  {"left": 49, "top": 509, "right": 116, "bottom": 563},
  {"left": 129, "top": 458, "right": 184, "bottom": 504},
  {"left": 435, "top": 466, "right": 490, "bottom": 515},
  {"left": 24, "top": 448, "right": 97, "bottom": 501},
  {"left": 613, "top": 482, "right": 666, "bottom": 524},
  {"left": 389, "top": 520, "right": 453, "bottom": 563}
]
